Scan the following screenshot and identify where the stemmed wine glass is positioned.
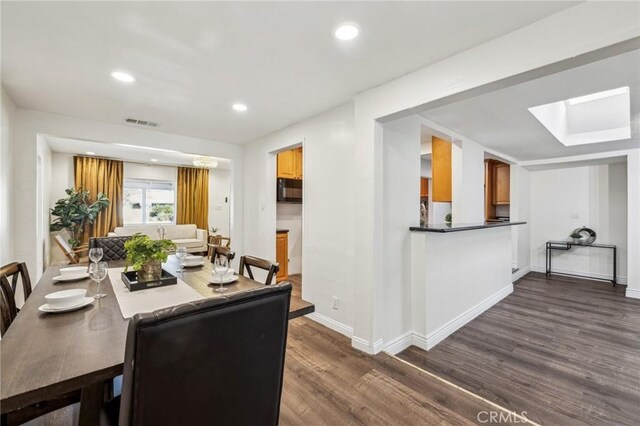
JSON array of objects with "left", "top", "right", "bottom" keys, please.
[
  {"left": 175, "top": 247, "right": 187, "bottom": 273},
  {"left": 89, "top": 261, "right": 108, "bottom": 299},
  {"left": 89, "top": 247, "right": 103, "bottom": 264},
  {"left": 213, "top": 256, "right": 229, "bottom": 293}
]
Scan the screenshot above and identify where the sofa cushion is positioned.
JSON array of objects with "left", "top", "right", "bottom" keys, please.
[
  {"left": 172, "top": 238, "right": 203, "bottom": 249},
  {"left": 111, "top": 226, "right": 160, "bottom": 239},
  {"left": 112, "top": 224, "right": 198, "bottom": 240},
  {"left": 163, "top": 225, "right": 197, "bottom": 240}
]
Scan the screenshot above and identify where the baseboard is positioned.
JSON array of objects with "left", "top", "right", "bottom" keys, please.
[
  {"left": 512, "top": 265, "right": 531, "bottom": 282},
  {"left": 424, "top": 284, "right": 513, "bottom": 350},
  {"left": 352, "top": 336, "right": 384, "bottom": 354},
  {"left": 306, "top": 312, "right": 353, "bottom": 338},
  {"left": 382, "top": 331, "right": 414, "bottom": 355},
  {"left": 531, "top": 265, "right": 627, "bottom": 285},
  {"left": 626, "top": 288, "right": 640, "bottom": 299}
]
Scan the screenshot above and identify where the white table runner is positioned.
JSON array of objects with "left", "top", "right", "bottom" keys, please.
[{"left": 108, "top": 267, "right": 204, "bottom": 319}]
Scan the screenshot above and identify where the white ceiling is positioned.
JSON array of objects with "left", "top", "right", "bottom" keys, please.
[
  {"left": 1, "top": 1, "right": 578, "bottom": 144},
  {"left": 45, "top": 136, "right": 231, "bottom": 170},
  {"left": 421, "top": 50, "right": 640, "bottom": 161}
]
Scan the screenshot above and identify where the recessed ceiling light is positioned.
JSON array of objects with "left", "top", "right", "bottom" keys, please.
[
  {"left": 334, "top": 23, "right": 359, "bottom": 41},
  {"left": 232, "top": 103, "right": 248, "bottom": 112},
  {"left": 150, "top": 158, "right": 158, "bottom": 162},
  {"left": 86, "top": 151, "right": 96, "bottom": 155},
  {"left": 111, "top": 71, "right": 136, "bottom": 83}
]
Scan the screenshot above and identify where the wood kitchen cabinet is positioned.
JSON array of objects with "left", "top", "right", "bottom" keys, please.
[
  {"left": 492, "top": 163, "right": 510, "bottom": 205},
  {"left": 276, "top": 231, "right": 289, "bottom": 282},
  {"left": 420, "top": 177, "right": 429, "bottom": 198},
  {"left": 432, "top": 137, "right": 452, "bottom": 202},
  {"left": 277, "top": 147, "right": 303, "bottom": 179}
]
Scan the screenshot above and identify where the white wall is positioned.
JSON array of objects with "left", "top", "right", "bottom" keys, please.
[
  {"left": 510, "top": 165, "right": 531, "bottom": 272},
  {"left": 244, "top": 103, "right": 355, "bottom": 334},
  {"left": 1, "top": 87, "right": 16, "bottom": 267},
  {"left": 451, "top": 138, "right": 485, "bottom": 224},
  {"left": 530, "top": 164, "right": 628, "bottom": 283},
  {"left": 420, "top": 158, "right": 431, "bottom": 177},
  {"left": 124, "top": 162, "right": 176, "bottom": 182},
  {"left": 13, "top": 109, "right": 243, "bottom": 280},
  {"left": 382, "top": 115, "right": 421, "bottom": 343},
  {"left": 209, "top": 169, "right": 230, "bottom": 238},
  {"left": 276, "top": 203, "right": 302, "bottom": 275}
]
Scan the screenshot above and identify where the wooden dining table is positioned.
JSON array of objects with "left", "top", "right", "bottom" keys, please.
[{"left": 0, "top": 258, "right": 314, "bottom": 424}]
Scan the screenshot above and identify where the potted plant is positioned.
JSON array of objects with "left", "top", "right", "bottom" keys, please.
[
  {"left": 124, "top": 234, "right": 177, "bottom": 281},
  {"left": 49, "top": 188, "right": 110, "bottom": 248},
  {"left": 444, "top": 213, "right": 452, "bottom": 225}
]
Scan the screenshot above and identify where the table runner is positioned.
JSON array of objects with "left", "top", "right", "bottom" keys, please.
[{"left": 108, "top": 267, "right": 204, "bottom": 318}]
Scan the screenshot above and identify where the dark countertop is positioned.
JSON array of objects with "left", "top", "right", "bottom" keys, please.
[
  {"left": 276, "top": 229, "right": 289, "bottom": 233},
  {"left": 410, "top": 221, "right": 527, "bottom": 233}
]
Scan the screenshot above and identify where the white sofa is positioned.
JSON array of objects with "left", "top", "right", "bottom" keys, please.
[{"left": 108, "top": 224, "right": 208, "bottom": 253}]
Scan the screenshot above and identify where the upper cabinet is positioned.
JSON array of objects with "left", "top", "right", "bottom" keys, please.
[
  {"left": 277, "top": 147, "right": 303, "bottom": 179},
  {"left": 492, "top": 162, "right": 510, "bottom": 205},
  {"left": 432, "top": 137, "right": 452, "bottom": 202},
  {"left": 420, "top": 177, "right": 429, "bottom": 198}
]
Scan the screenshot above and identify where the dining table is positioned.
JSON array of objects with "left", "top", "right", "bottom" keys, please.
[{"left": 0, "top": 257, "right": 314, "bottom": 425}]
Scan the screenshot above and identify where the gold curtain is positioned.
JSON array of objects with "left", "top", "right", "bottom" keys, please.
[
  {"left": 74, "top": 156, "right": 123, "bottom": 242},
  {"left": 177, "top": 167, "right": 209, "bottom": 230}
]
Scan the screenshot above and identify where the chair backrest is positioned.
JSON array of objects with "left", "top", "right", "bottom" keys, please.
[
  {"left": 0, "top": 262, "right": 32, "bottom": 301},
  {"left": 89, "top": 236, "right": 130, "bottom": 261},
  {"left": 118, "top": 282, "right": 292, "bottom": 426},
  {"left": 239, "top": 255, "right": 280, "bottom": 285},
  {"left": 209, "top": 246, "right": 236, "bottom": 264},
  {"left": 0, "top": 276, "right": 18, "bottom": 336},
  {"left": 54, "top": 235, "right": 79, "bottom": 264}
]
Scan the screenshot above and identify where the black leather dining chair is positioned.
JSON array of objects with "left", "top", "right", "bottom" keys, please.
[
  {"left": 89, "top": 236, "right": 131, "bottom": 261},
  {"left": 103, "top": 282, "right": 292, "bottom": 426}
]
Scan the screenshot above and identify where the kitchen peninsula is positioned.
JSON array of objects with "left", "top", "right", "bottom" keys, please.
[{"left": 410, "top": 221, "right": 526, "bottom": 350}]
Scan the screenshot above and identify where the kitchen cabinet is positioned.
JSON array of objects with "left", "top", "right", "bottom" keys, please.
[
  {"left": 277, "top": 147, "right": 303, "bottom": 179},
  {"left": 420, "top": 177, "right": 429, "bottom": 198},
  {"left": 276, "top": 230, "right": 289, "bottom": 282},
  {"left": 492, "top": 163, "right": 510, "bottom": 205},
  {"left": 432, "top": 137, "right": 452, "bottom": 202}
]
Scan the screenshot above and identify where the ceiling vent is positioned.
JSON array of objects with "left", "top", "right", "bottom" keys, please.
[{"left": 125, "top": 118, "right": 159, "bottom": 128}]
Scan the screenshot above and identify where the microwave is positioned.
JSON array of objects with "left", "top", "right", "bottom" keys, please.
[{"left": 277, "top": 178, "right": 302, "bottom": 203}]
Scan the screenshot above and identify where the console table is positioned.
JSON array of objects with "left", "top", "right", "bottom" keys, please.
[{"left": 545, "top": 240, "right": 617, "bottom": 286}]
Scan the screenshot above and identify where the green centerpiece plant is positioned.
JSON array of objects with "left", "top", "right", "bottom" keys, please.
[
  {"left": 49, "top": 188, "right": 110, "bottom": 248},
  {"left": 124, "top": 233, "right": 177, "bottom": 282}
]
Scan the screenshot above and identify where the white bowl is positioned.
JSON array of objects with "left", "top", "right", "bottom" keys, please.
[
  {"left": 59, "top": 266, "right": 87, "bottom": 276},
  {"left": 212, "top": 269, "right": 234, "bottom": 279},
  {"left": 45, "top": 289, "right": 87, "bottom": 309}
]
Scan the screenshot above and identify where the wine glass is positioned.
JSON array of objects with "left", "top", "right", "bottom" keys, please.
[
  {"left": 213, "top": 256, "right": 229, "bottom": 293},
  {"left": 89, "top": 248, "right": 103, "bottom": 263},
  {"left": 89, "top": 261, "right": 108, "bottom": 299},
  {"left": 175, "top": 247, "right": 187, "bottom": 272}
]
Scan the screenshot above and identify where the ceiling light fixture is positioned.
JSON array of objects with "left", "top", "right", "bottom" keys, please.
[
  {"left": 86, "top": 151, "right": 96, "bottom": 155},
  {"left": 111, "top": 71, "right": 136, "bottom": 83},
  {"left": 193, "top": 156, "right": 218, "bottom": 169},
  {"left": 232, "top": 103, "right": 248, "bottom": 112},
  {"left": 334, "top": 23, "right": 359, "bottom": 41},
  {"left": 566, "top": 86, "right": 629, "bottom": 105}
]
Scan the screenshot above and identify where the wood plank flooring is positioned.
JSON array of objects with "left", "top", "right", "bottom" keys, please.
[{"left": 398, "top": 272, "right": 640, "bottom": 426}]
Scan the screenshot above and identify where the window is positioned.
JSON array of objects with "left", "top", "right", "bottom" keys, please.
[{"left": 123, "top": 179, "right": 176, "bottom": 225}]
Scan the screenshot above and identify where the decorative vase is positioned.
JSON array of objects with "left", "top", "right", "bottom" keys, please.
[{"left": 138, "top": 260, "right": 162, "bottom": 282}]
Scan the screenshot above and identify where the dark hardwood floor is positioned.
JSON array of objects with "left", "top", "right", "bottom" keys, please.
[{"left": 398, "top": 272, "right": 640, "bottom": 426}]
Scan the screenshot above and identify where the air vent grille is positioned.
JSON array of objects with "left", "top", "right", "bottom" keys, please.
[{"left": 125, "top": 118, "right": 159, "bottom": 128}]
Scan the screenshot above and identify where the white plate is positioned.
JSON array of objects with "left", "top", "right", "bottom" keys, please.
[
  {"left": 182, "top": 260, "right": 205, "bottom": 268},
  {"left": 208, "top": 275, "right": 239, "bottom": 284},
  {"left": 59, "top": 266, "right": 87, "bottom": 275},
  {"left": 39, "top": 297, "right": 94, "bottom": 313},
  {"left": 52, "top": 273, "right": 90, "bottom": 282}
]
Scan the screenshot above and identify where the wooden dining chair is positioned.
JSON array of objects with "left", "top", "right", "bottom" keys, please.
[
  {"left": 0, "top": 276, "right": 18, "bottom": 336},
  {"left": 239, "top": 255, "right": 280, "bottom": 285},
  {"left": 54, "top": 234, "right": 89, "bottom": 264},
  {"left": 208, "top": 245, "right": 236, "bottom": 264},
  {"left": 207, "top": 234, "right": 231, "bottom": 258},
  {"left": 0, "top": 261, "right": 32, "bottom": 302},
  {"left": 102, "top": 282, "right": 292, "bottom": 426}
]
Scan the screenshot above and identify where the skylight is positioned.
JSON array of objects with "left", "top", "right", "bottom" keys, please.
[{"left": 528, "top": 86, "right": 630, "bottom": 146}]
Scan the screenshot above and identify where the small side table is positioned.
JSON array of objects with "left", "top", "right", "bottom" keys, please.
[{"left": 545, "top": 240, "right": 617, "bottom": 286}]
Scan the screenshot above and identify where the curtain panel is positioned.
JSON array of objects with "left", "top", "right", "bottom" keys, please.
[
  {"left": 73, "top": 156, "right": 123, "bottom": 242},
  {"left": 177, "top": 167, "right": 209, "bottom": 230}
]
